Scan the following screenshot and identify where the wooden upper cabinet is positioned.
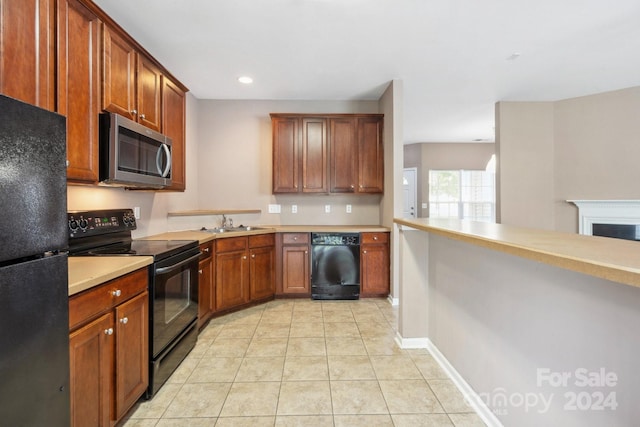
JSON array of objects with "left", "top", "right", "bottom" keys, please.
[
  {"left": 0, "top": 0, "right": 55, "bottom": 110},
  {"left": 272, "top": 116, "right": 299, "bottom": 193},
  {"left": 329, "top": 117, "right": 357, "bottom": 193},
  {"left": 271, "top": 114, "right": 383, "bottom": 194},
  {"left": 357, "top": 116, "right": 384, "bottom": 193},
  {"left": 102, "top": 25, "right": 136, "bottom": 120},
  {"left": 161, "top": 78, "right": 186, "bottom": 191},
  {"left": 57, "top": 0, "right": 100, "bottom": 183},
  {"left": 136, "top": 56, "right": 162, "bottom": 131},
  {"left": 301, "top": 117, "right": 328, "bottom": 193}
]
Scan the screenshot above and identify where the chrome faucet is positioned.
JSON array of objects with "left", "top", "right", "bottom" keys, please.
[{"left": 221, "top": 214, "right": 227, "bottom": 228}]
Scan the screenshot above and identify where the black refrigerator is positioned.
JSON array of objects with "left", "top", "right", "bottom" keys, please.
[{"left": 0, "top": 95, "right": 70, "bottom": 425}]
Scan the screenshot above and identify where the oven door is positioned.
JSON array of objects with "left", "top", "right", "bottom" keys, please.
[{"left": 151, "top": 248, "right": 200, "bottom": 357}]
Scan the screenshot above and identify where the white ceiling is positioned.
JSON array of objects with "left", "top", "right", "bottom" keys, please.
[{"left": 94, "top": 0, "right": 640, "bottom": 144}]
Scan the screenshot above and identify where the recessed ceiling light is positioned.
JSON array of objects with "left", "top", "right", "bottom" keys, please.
[{"left": 238, "top": 76, "right": 253, "bottom": 84}]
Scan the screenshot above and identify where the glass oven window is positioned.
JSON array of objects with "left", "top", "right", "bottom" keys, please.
[{"left": 162, "top": 269, "right": 190, "bottom": 324}]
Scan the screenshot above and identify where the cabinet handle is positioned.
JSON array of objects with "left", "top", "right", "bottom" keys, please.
[
  {"left": 363, "top": 250, "right": 367, "bottom": 254},
  {"left": 198, "top": 269, "right": 203, "bottom": 274},
  {"left": 120, "top": 317, "right": 128, "bottom": 325},
  {"left": 112, "top": 289, "right": 122, "bottom": 297},
  {"left": 373, "top": 236, "right": 378, "bottom": 240},
  {"left": 131, "top": 109, "right": 137, "bottom": 115},
  {"left": 139, "top": 113, "right": 146, "bottom": 119},
  {"left": 203, "top": 247, "right": 209, "bottom": 253},
  {"left": 104, "top": 328, "right": 113, "bottom": 335}
]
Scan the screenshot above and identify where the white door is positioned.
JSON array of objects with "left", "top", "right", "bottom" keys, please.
[{"left": 403, "top": 168, "right": 417, "bottom": 218}]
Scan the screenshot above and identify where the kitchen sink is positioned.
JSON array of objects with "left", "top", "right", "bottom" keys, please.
[{"left": 199, "top": 226, "right": 265, "bottom": 233}]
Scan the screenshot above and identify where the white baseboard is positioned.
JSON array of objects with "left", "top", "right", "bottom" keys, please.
[
  {"left": 425, "top": 339, "right": 504, "bottom": 427},
  {"left": 394, "top": 332, "right": 502, "bottom": 427}
]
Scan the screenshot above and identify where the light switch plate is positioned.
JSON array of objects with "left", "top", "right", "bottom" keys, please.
[
  {"left": 346, "top": 204, "right": 352, "bottom": 213},
  {"left": 291, "top": 205, "right": 297, "bottom": 213},
  {"left": 268, "top": 204, "right": 281, "bottom": 213},
  {"left": 133, "top": 206, "right": 141, "bottom": 219}
]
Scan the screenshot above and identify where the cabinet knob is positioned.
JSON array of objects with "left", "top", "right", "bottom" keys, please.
[
  {"left": 120, "top": 317, "right": 128, "bottom": 325},
  {"left": 198, "top": 269, "right": 203, "bottom": 274},
  {"left": 363, "top": 250, "right": 367, "bottom": 254},
  {"left": 251, "top": 254, "right": 255, "bottom": 259},
  {"left": 139, "top": 113, "right": 146, "bottom": 119},
  {"left": 305, "top": 250, "right": 308, "bottom": 254},
  {"left": 360, "top": 185, "right": 363, "bottom": 188},
  {"left": 104, "top": 328, "right": 113, "bottom": 335},
  {"left": 112, "top": 289, "right": 122, "bottom": 297},
  {"left": 373, "top": 236, "right": 378, "bottom": 240},
  {"left": 243, "top": 255, "right": 247, "bottom": 260},
  {"left": 65, "top": 160, "right": 70, "bottom": 167},
  {"left": 203, "top": 247, "right": 209, "bottom": 253},
  {"left": 293, "top": 237, "right": 297, "bottom": 241},
  {"left": 131, "top": 109, "right": 137, "bottom": 115},
  {"left": 350, "top": 184, "right": 354, "bottom": 189}
]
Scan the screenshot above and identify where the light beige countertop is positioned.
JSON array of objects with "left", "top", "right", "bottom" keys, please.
[
  {"left": 394, "top": 217, "right": 640, "bottom": 289},
  {"left": 143, "top": 225, "right": 390, "bottom": 244},
  {"left": 68, "top": 256, "right": 153, "bottom": 296}
]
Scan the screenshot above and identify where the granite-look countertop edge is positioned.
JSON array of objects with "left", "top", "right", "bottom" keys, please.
[
  {"left": 394, "top": 217, "right": 640, "bottom": 289},
  {"left": 68, "top": 256, "right": 154, "bottom": 296}
]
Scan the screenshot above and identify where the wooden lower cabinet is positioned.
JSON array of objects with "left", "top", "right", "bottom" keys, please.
[
  {"left": 198, "top": 241, "right": 215, "bottom": 329},
  {"left": 68, "top": 268, "right": 149, "bottom": 426},
  {"left": 215, "top": 234, "right": 275, "bottom": 312},
  {"left": 360, "top": 232, "right": 390, "bottom": 297},
  {"left": 249, "top": 234, "right": 276, "bottom": 300},
  {"left": 276, "top": 233, "right": 310, "bottom": 296}
]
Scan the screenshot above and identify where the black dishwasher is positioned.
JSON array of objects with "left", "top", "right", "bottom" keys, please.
[{"left": 311, "top": 232, "right": 360, "bottom": 300}]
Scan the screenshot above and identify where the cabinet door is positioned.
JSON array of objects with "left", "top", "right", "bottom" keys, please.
[
  {"left": 57, "top": 0, "right": 100, "bottom": 183},
  {"left": 216, "top": 249, "right": 250, "bottom": 310},
  {"left": 357, "top": 116, "right": 384, "bottom": 193},
  {"left": 272, "top": 117, "right": 299, "bottom": 193},
  {"left": 282, "top": 245, "right": 310, "bottom": 294},
  {"left": 329, "top": 117, "right": 357, "bottom": 193},
  {"left": 102, "top": 26, "right": 136, "bottom": 120},
  {"left": 250, "top": 245, "right": 275, "bottom": 300},
  {"left": 301, "top": 117, "right": 328, "bottom": 193},
  {"left": 114, "top": 291, "right": 148, "bottom": 421},
  {"left": 162, "top": 78, "right": 186, "bottom": 191},
  {"left": 198, "top": 256, "right": 213, "bottom": 329},
  {"left": 0, "top": 0, "right": 55, "bottom": 110},
  {"left": 361, "top": 243, "right": 390, "bottom": 296},
  {"left": 69, "top": 312, "right": 114, "bottom": 427},
  {"left": 137, "top": 56, "right": 162, "bottom": 131}
]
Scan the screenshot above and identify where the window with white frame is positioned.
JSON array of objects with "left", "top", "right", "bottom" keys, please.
[{"left": 428, "top": 169, "right": 495, "bottom": 222}]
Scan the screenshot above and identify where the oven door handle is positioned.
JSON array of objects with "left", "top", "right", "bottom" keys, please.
[{"left": 155, "top": 252, "right": 201, "bottom": 275}]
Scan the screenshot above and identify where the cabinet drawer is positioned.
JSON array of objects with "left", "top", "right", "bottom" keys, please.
[
  {"left": 249, "top": 233, "right": 275, "bottom": 248},
  {"left": 199, "top": 242, "right": 213, "bottom": 260},
  {"left": 216, "top": 236, "right": 248, "bottom": 253},
  {"left": 69, "top": 268, "right": 148, "bottom": 330},
  {"left": 282, "top": 233, "right": 309, "bottom": 245},
  {"left": 361, "top": 232, "right": 389, "bottom": 244}
]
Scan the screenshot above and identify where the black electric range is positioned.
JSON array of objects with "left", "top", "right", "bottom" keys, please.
[{"left": 67, "top": 208, "right": 201, "bottom": 399}]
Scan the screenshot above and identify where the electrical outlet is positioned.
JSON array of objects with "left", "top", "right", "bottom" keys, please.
[
  {"left": 325, "top": 204, "right": 331, "bottom": 213},
  {"left": 346, "top": 204, "right": 352, "bottom": 214},
  {"left": 268, "top": 204, "right": 281, "bottom": 214},
  {"left": 291, "top": 205, "right": 298, "bottom": 214},
  {"left": 133, "top": 206, "right": 141, "bottom": 219}
]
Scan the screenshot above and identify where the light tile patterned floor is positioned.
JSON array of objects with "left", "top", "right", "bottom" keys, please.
[{"left": 120, "top": 299, "right": 486, "bottom": 426}]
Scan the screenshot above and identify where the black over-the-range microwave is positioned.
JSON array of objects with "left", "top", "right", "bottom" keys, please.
[{"left": 99, "top": 112, "right": 172, "bottom": 189}]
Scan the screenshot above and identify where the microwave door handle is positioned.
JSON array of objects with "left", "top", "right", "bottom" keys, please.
[
  {"left": 156, "top": 143, "right": 172, "bottom": 178},
  {"left": 155, "top": 252, "right": 201, "bottom": 275}
]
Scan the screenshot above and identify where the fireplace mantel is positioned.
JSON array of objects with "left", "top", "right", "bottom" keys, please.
[{"left": 568, "top": 199, "right": 640, "bottom": 235}]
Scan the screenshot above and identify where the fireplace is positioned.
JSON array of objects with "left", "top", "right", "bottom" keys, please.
[{"left": 569, "top": 200, "right": 640, "bottom": 240}]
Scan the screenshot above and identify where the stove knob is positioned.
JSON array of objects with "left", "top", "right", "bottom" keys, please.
[
  {"left": 79, "top": 218, "right": 88, "bottom": 230},
  {"left": 68, "top": 219, "right": 78, "bottom": 231}
]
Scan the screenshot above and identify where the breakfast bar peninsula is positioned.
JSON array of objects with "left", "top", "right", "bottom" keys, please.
[{"left": 394, "top": 218, "right": 639, "bottom": 427}]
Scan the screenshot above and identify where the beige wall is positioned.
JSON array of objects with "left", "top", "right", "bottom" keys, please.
[
  {"left": 194, "top": 99, "right": 384, "bottom": 229},
  {"left": 496, "top": 86, "right": 640, "bottom": 233},
  {"left": 403, "top": 142, "right": 495, "bottom": 218}
]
